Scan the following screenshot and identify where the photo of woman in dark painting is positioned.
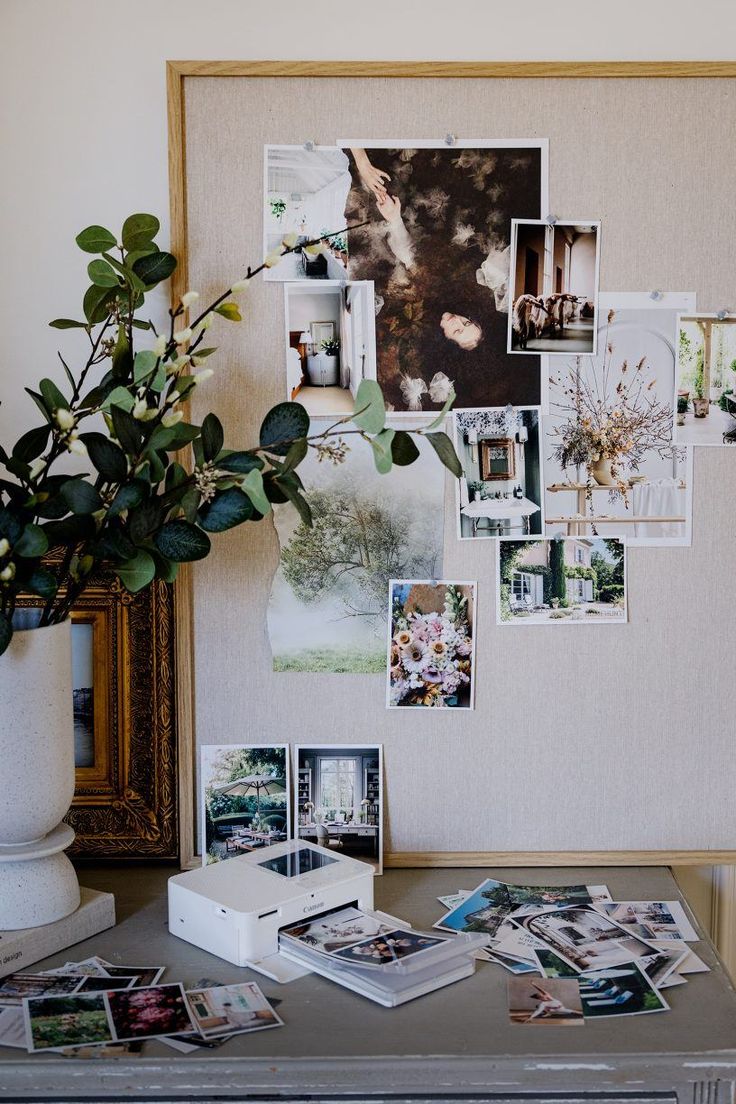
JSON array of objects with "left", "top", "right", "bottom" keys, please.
[{"left": 344, "top": 144, "right": 546, "bottom": 412}]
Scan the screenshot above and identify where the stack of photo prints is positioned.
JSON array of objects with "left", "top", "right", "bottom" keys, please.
[
  {"left": 263, "top": 137, "right": 734, "bottom": 705},
  {"left": 278, "top": 905, "right": 485, "bottom": 1007},
  {"left": 0, "top": 955, "right": 283, "bottom": 1055},
  {"left": 434, "top": 880, "right": 709, "bottom": 1025}
]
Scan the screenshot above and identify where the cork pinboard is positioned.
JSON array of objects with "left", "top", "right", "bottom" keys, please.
[{"left": 167, "top": 62, "right": 736, "bottom": 867}]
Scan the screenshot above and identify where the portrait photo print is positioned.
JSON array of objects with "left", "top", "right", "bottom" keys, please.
[
  {"left": 339, "top": 139, "right": 548, "bottom": 412},
  {"left": 508, "top": 219, "right": 601, "bottom": 356}
]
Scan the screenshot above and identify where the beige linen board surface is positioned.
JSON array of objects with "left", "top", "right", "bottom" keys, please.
[{"left": 171, "top": 65, "right": 736, "bottom": 865}]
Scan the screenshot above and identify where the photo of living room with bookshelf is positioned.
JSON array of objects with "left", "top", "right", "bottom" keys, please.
[{"left": 294, "top": 745, "right": 383, "bottom": 873}]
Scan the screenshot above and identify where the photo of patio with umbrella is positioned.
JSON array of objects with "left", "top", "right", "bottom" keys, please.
[{"left": 201, "top": 745, "right": 290, "bottom": 865}]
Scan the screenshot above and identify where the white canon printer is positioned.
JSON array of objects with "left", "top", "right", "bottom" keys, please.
[{"left": 168, "top": 839, "right": 376, "bottom": 982}]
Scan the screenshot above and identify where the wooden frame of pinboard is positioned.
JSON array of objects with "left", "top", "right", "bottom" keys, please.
[{"left": 166, "top": 59, "right": 736, "bottom": 872}]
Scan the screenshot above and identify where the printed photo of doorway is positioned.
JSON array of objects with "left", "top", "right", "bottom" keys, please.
[{"left": 284, "top": 281, "right": 377, "bottom": 415}]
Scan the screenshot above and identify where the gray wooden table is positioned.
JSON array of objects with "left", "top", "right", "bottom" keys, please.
[{"left": 1, "top": 864, "right": 735, "bottom": 1102}]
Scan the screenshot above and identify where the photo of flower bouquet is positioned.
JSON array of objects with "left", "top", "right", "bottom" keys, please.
[{"left": 387, "top": 581, "right": 476, "bottom": 710}]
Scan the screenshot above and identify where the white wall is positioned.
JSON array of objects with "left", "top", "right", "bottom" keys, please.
[
  {"left": 568, "top": 232, "right": 597, "bottom": 298},
  {"left": 1, "top": 0, "right": 730, "bottom": 939},
  {"left": 287, "top": 290, "right": 341, "bottom": 334}
]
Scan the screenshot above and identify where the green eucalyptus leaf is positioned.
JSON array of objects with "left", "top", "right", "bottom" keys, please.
[
  {"left": 39, "top": 378, "right": 69, "bottom": 413},
  {"left": 154, "top": 519, "right": 210, "bottom": 562},
  {"left": 352, "top": 379, "right": 385, "bottom": 434},
  {"left": 242, "top": 468, "right": 272, "bottom": 517},
  {"left": 180, "top": 487, "right": 200, "bottom": 523},
  {"left": 0, "top": 507, "right": 23, "bottom": 544},
  {"left": 79, "top": 432, "right": 128, "bottom": 482},
  {"left": 26, "top": 567, "right": 58, "bottom": 600},
  {"left": 164, "top": 423, "right": 203, "bottom": 450},
  {"left": 0, "top": 613, "right": 11, "bottom": 657},
  {"left": 129, "top": 499, "right": 164, "bottom": 543},
  {"left": 149, "top": 364, "right": 166, "bottom": 393},
  {"left": 14, "top": 523, "right": 48, "bottom": 558},
  {"left": 108, "top": 481, "right": 146, "bottom": 517},
  {"left": 369, "top": 427, "right": 395, "bottom": 474},
  {"left": 49, "top": 318, "right": 88, "bottom": 330},
  {"left": 259, "top": 402, "right": 309, "bottom": 456},
  {"left": 114, "top": 549, "right": 156, "bottom": 593},
  {"left": 76, "top": 224, "right": 117, "bottom": 253},
  {"left": 200, "top": 412, "right": 224, "bottom": 462},
  {"left": 198, "top": 487, "right": 253, "bottom": 532},
  {"left": 122, "top": 213, "right": 160, "bottom": 251},
  {"left": 42, "top": 515, "right": 95, "bottom": 548},
  {"left": 150, "top": 550, "right": 179, "bottom": 583},
  {"left": 276, "top": 478, "right": 313, "bottom": 527},
  {"left": 111, "top": 325, "right": 133, "bottom": 379},
  {"left": 281, "top": 437, "right": 308, "bottom": 474},
  {"left": 60, "top": 479, "right": 103, "bottom": 515},
  {"left": 87, "top": 258, "right": 119, "bottom": 288},
  {"left": 101, "top": 386, "right": 135, "bottom": 413},
  {"left": 12, "top": 425, "right": 50, "bottom": 464},
  {"left": 426, "top": 431, "right": 462, "bottom": 478},
  {"left": 191, "top": 346, "right": 217, "bottom": 359},
  {"left": 218, "top": 451, "right": 264, "bottom": 474},
  {"left": 391, "top": 430, "right": 420, "bottom": 467},
  {"left": 130, "top": 318, "right": 153, "bottom": 330},
  {"left": 111, "top": 406, "right": 142, "bottom": 455},
  {"left": 83, "top": 283, "right": 115, "bottom": 325},
  {"left": 214, "top": 302, "right": 242, "bottom": 322},
  {"left": 133, "top": 349, "right": 157, "bottom": 383},
  {"left": 24, "top": 388, "right": 52, "bottom": 424},
  {"left": 132, "top": 250, "right": 176, "bottom": 286}
]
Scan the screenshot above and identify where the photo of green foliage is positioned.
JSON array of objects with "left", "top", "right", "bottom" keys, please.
[{"left": 26, "top": 994, "right": 111, "bottom": 1051}]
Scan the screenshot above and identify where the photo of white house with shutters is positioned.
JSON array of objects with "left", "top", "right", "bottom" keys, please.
[{"left": 498, "top": 537, "right": 627, "bottom": 624}]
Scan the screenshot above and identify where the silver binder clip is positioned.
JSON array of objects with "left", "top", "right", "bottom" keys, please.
[
  {"left": 303, "top": 140, "right": 316, "bottom": 152},
  {"left": 650, "top": 290, "right": 663, "bottom": 301},
  {"left": 545, "top": 213, "right": 558, "bottom": 226},
  {"left": 444, "top": 133, "right": 456, "bottom": 146},
  {"left": 717, "top": 308, "right": 730, "bottom": 320}
]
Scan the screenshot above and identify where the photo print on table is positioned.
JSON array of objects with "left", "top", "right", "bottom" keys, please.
[
  {"left": 23, "top": 993, "right": 113, "bottom": 1053},
  {"left": 544, "top": 293, "right": 695, "bottom": 547},
  {"left": 185, "top": 982, "right": 283, "bottom": 1038},
  {"left": 268, "top": 417, "right": 444, "bottom": 674},
  {"left": 283, "top": 280, "right": 377, "bottom": 417},
  {"left": 0, "top": 974, "right": 85, "bottom": 1007},
  {"left": 201, "top": 745, "right": 290, "bottom": 866},
  {"left": 520, "top": 906, "right": 658, "bottom": 972},
  {"left": 578, "top": 961, "right": 669, "bottom": 1018},
  {"left": 674, "top": 312, "right": 736, "bottom": 446},
  {"left": 435, "top": 878, "right": 514, "bottom": 940},
  {"left": 293, "top": 746, "right": 383, "bottom": 873},
  {"left": 508, "top": 219, "right": 601, "bottom": 356},
  {"left": 106, "top": 984, "right": 196, "bottom": 1043},
  {"left": 594, "top": 900, "right": 698, "bottom": 942},
  {"left": 387, "top": 581, "right": 476, "bottom": 710},
  {"left": 338, "top": 139, "right": 549, "bottom": 412},
  {"left": 453, "top": 407, "right": 543, "bottom": 540},
  {"left": 281, "top": 906, "right": 394, "bottom": 955},
  {"left": 263, "top": 146, "right": 352, "bottom": 282},
  {"left": 508, "top": 977, "right": 584, "bottom": 1026},
  {"left": 497, "top": 537, "right": 627, "bottom": 625}
]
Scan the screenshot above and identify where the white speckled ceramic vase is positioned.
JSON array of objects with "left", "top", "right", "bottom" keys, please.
[{"left": 0, "top": 617, "right": 81, "bottom": 929}]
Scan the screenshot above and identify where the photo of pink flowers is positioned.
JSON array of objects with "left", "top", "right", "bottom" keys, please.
[{"left": 387, "top": 581, "right": 476, "bottom": 710}]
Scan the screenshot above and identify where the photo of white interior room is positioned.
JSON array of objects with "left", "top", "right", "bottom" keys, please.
[
  {"left": 453, "top": 408, "right": 543, "bottom": 539},
  {"left": 264, "top": 146, "right": 351, "bottom": 281},
  {"left": 284, "top": 281, "right": 377, "bottom": 415},
  {"left": 295, "top": 746, "right": 383, "bottom": 873},
  {"left": 509, "top": 220, "right": 600, "bottom": 355}
]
